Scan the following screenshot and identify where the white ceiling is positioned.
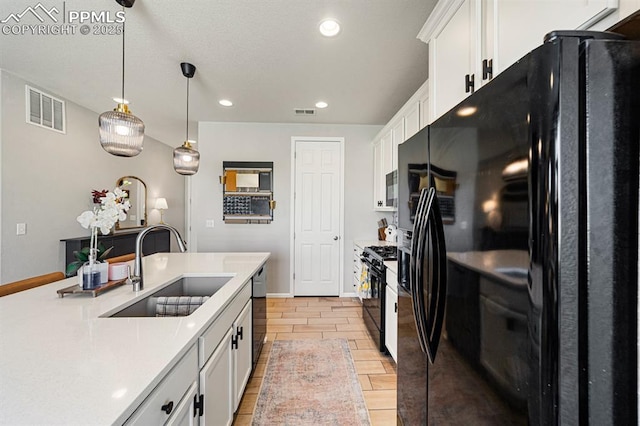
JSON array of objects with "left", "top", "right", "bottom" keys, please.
[{"left": 0, "top": 0, "right": 435, "bottom": 146}]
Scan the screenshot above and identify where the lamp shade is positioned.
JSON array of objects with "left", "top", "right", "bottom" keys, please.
[
  {"left": 99, "top": 104, "right": 145, "bottom": 157},
  {"left": 154, "top": 198, "right": 168, "bottom": 210},
  {"left": 173, "top": 141, "right": 200, "bottom": 175}
]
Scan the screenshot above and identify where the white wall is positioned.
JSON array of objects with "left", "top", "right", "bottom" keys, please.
[
  {"left": 193, "top": 122, "right": 390, "bottom": 295},
  {"left": 0, "top": 70, "right": 186, "bottom": 284}
]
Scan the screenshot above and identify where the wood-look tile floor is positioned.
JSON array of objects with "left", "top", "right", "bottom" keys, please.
[{"left": 233, "top": 297, "right": 397, "bottom": 426}]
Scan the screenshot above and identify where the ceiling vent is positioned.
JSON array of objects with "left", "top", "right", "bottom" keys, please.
[
  {"left": 25, "top": 85, "right": 65, "bottom": 133},
  {"left": 294, "top": 108, "right": 316, "bottom": 116}
]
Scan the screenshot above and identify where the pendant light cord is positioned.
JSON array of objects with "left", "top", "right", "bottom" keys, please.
[
  {"left": 121, "top": 7, "right": 125, "bottom": 101},
  {"left": 186, "top": 77, "right": 190, "bottom": 141}
]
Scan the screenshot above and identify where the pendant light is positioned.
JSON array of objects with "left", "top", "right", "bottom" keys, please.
[
  {"left": 173, "top": 62, "right": 200, "bottom": 175},
  {"left": 98, "top": 2, "right": 144, "bottom": 157}
]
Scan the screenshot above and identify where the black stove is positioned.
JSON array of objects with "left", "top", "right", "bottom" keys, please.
[
  {"left": 362, "top": 245, "right": 397, "bottom": 270},
  {"left": 361, "top": 244, "right": 397, "bottom": 353}
]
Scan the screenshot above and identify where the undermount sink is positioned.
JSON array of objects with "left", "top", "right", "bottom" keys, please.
[
  {"left": 494, "top": 267, "right": 528, "bottom": 280},
  {"left": 106, "top": 276, "right": 233, "bottom": 318}
]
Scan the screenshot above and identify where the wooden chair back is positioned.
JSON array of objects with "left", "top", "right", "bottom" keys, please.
[
  {"left": 106, "top": 253, "right": 135, "bottom": 263},
  {"left": 0, "top": 272, "right": 65, "bottom": 297}
]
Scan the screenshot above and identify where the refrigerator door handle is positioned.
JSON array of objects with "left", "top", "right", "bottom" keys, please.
[
  {"left": 424, "top": 194, "right": 447, "bottom": 363},
  {"left": 410, "top": 187, "right": 431, "bottom": 355}
]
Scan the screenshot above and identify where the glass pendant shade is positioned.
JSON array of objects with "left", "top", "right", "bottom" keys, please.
[
  {"left": 99, "top": 104, "right": 145, "bottom": 157},
  {"left": 173, "top": 141, "right": 200, "bottom": 175}
]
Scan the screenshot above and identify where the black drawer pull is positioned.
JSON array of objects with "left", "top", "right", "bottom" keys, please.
[
  {"left": 237, "top": 326, "right": 244, "bottom": 340},
  {"left": 161, "top": 401, "right": 174, "bottom": 415}
]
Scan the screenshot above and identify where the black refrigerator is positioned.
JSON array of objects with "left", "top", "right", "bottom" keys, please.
[{"left": 396, "top": 31, "right": 639, "bottom": 425}]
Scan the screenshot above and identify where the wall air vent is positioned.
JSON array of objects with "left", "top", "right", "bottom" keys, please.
[
  {"left": 25, "top": 85, "right": 66, "bottom": 133},
  {"left": 294, "top": 108, "right": 316, "bottom": 116}
]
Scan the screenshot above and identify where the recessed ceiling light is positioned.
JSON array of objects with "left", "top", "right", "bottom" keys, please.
[
  {"left": 219, "top": 99, "right": 233, "bottom": 107},
  {"left": 112, "top": 97, "right": 129, "bottom": 104},
  {"left": 319, "top": 19, "right": 341, "bottom": 37},
  {"left": 315, "top": 101, "right": 328, "bottom": 109}
]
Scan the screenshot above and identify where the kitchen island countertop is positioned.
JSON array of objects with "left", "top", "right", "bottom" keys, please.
[{"left": 0, "top": 252, "right": 269, "bottom": 425}]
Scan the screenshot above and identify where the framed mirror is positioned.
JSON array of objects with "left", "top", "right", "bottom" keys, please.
[{"left": 116, "top": 176, "right": 147, "bottom": 230}]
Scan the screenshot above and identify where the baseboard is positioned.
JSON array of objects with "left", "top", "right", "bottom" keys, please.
[
  {"left": 267, "top": 293, "right": 294, "bottom": 298},
  {"left": 267, "top": 292, "right": 359, "bottom": 298}
]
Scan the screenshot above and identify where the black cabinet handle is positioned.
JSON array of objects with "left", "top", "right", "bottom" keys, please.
[
  {"left": 465, "top": 74, "right": 475, "bottom": 93},
  {"left": 394, "top": 302, "right": 398, "bottom": 313},
  {"left": 194, "top": 394, "right": 204, "bottom": 417},
  {"left": 237, "top": 326, "right": 244, "bottom": 340},
  {"left": 161, "top": 401, "right": 174, "bottom": 415},
  {"left": 231, "top": 335, "right": 238, "bottom": 350},
  {"left": 377, "top": 200, "right": 383, "bottom": 207},
  {"left": 482, "top": 59, "right": 493, "bottom": 80}
]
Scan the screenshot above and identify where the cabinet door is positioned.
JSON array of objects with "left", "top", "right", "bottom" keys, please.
[
  {"left": 166, "top": 382, "right": 199, "bottom": 426},
  {"left": 200, "top": 328, "right": 233, "bottom": 426},
  {"left": 233, "top": 301, "right": 253, "bottom": 411},
  {"left": 372, "top": 139, "right": 385, "bottom": 209},
  {"left": 430, "top": 0, "right": 476, "bottom": 121},
  {"left": 381, "top": 130, "right": 393, "bottom": 176},
  {"left": 419, "top": 90, "right": 430, "bottom": 129},
  {"left": 404, "top": 103, "right": 420, "bottom": 141},
  {"left": 489, "top": 0, "right": 618, "bottom": 81},
  {"left": 391, "top": 119, "right": 405, "bottom": 171},
  {"left": 385, "top": 285, "right": 398, "bottom": 362}
]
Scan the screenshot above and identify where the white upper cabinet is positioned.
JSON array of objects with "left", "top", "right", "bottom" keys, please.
[
  {"left": 427, "top": 0, "right": 477, "bottom": 120},
  {"left": 420, "top": 0, "right": 619, "bottom": 122},
  {"left": 491, "top": 0, "right": 619, "bottom": 80},
  {"left": 391, "top": 118, "right": 405, "bottom": 171},
  {"left": 371, "top": 80, "right": 428, "bottom": 211},
  {"left": 405, "top": 102, "right": 421, "bottom": 141}
]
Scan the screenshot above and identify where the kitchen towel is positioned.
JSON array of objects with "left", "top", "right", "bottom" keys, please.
[
  {"left": 155, "top": 296, "right": 210, "bottom": 317},
  {"left": 358, "top": 266, "right": 371, "bottom": 299}
]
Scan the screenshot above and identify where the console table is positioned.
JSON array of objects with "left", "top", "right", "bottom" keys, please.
[{"left": 61, "top": 228, "right": 170, "bottom": 267}]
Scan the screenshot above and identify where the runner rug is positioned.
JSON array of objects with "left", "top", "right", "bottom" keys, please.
[{"left": 252, "top": 338, "right": 371, "bottom": 426}]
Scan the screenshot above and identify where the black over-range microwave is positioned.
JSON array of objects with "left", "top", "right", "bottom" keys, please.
[{"left": 385, "top": 170, "right": 397, "bottom": 208}]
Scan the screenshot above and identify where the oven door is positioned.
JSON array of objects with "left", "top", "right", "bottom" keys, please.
[{"left": 362, "top": 261, "right": 385, "bottom": 351}]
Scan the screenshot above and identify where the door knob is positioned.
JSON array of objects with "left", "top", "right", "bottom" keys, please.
[{"left": 333, "top": 236, "right": 339, "bottom": 240}]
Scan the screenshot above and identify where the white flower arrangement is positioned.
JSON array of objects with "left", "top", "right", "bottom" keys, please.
[{"left": 76, "top": 188, "right": 131, "bottom": 264}]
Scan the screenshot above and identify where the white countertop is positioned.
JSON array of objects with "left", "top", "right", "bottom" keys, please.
[
  {"left": 0, "top": 252, "right": 269, "bottom": 425},
  {"left": 354, "top": 239, "right": 397, "bottom": 249},
  {"left": 384, "top": 260, "right": 398, "bottom": 275}
]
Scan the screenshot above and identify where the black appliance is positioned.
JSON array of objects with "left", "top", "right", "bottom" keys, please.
[
  {"left": 252, "top": 264, "right": 267, "bottom": 372},
  {"left": 397, "top": 31, "right": 639, "bottom": 425},
  {"left": 361, "top": 245, "right": 397, "bottom": 352},
  {"left": 386, "top": 170, "right": 398, "bottom": 208}
]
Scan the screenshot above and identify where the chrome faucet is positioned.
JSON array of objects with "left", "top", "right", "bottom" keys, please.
[{"left": 130, "top": 224, "right": 187, "bottom": 291}]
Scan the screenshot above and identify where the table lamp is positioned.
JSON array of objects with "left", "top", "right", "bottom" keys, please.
[{"left": 155, "top": 198, "right": 168, "bottom": 224}]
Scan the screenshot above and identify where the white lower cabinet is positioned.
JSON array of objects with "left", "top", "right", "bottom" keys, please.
[
  {"left": 125, "top": 346, "right": 199, "bottom": 425},
  {"left": 233, "top": 301, "right": 253, "bottom": 411},
  {"left": 385, "top": 287, "right": 398, "bottom": 362},
  {"left": 166, "top": 381, "right": 199, "bottom": 426},
  {"left": 385, "top": 270, "right": 398, "bottom": 363},
  {"left": 200, "top": 328, "right": 234, "bottom": 426},
  {"left": 126, "top": 277, "right": 257, "bottom": 426}
]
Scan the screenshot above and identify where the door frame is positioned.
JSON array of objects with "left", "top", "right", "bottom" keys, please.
[{"left": 289, "top": 137, "right": 345, "bottom": 297}]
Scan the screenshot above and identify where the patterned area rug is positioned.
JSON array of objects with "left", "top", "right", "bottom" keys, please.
[{"left": 252, "top": 339, "right": 371, "bottom": 426}]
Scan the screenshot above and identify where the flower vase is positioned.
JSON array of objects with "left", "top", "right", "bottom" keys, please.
[{"left": 81, "top": 261, "right": 101, "bottom": 290}]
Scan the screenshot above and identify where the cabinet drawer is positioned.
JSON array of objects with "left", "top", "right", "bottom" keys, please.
[
  {"left": 199, "top": 282, "right": 251, "bottom": 368},
  {"left": 126, "top": 345, "right": 198, "bottom": 425}
]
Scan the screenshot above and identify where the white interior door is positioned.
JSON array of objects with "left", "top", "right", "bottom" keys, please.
[{"left": 293, "top": 138, "right": 343, "bottom": 296}]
